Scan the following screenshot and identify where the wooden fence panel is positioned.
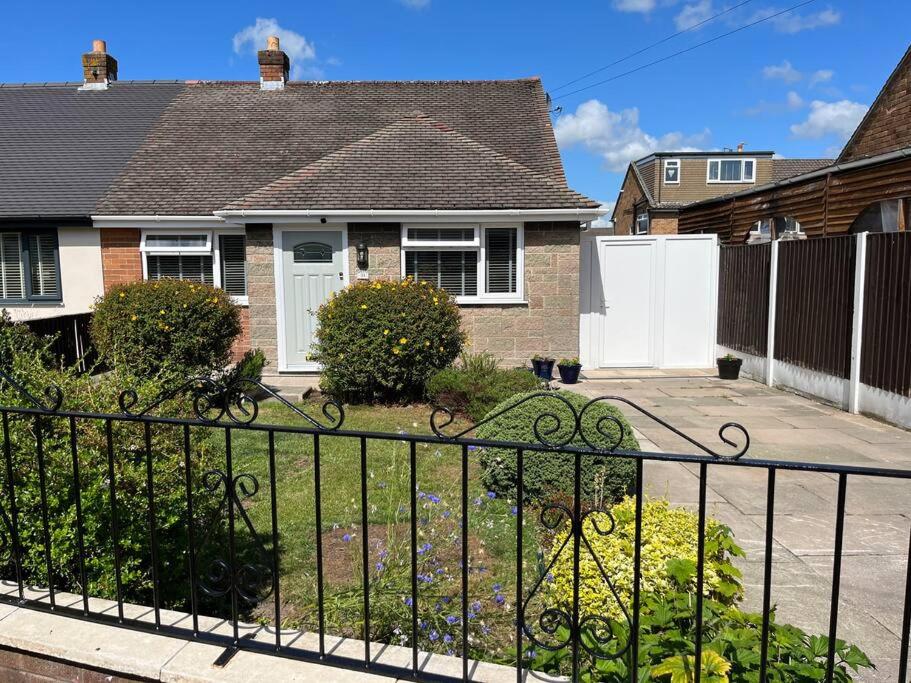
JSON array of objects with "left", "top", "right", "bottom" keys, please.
[
  {"left": 717, "top": 243, "right": 771, "bottom": 356},
  {"left": 862, "top": 232, "right": 911, "bottom": 396},
  {"left": 774, "top": 236, "right": 856, "bottom": 378}
]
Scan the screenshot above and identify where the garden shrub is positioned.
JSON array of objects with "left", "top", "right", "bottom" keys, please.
[
  {"left": 426, "top": 352, "right": 541, "bottom": 421},
  {"left": 477, "top": 390, "right": 638, "bottom": 504},
  {"left": 221, "top": 348, "right": 267, "bottom": 386},
  {"left": 0, "top": 309, "right": 50, "bottom": 370},
  {"left": 312, "top": 278, "right": 465, "bottom": 402},
  {"left": 547, "top": 497, "right": 744, "bottom": 622},
  {"left": 90, "top": 280, "right": 241, "bottom": 380},
  {"left": 0, "top": 351, "right": 222, "bottom": 609}
]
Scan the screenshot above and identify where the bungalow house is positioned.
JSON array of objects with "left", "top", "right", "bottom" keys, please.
[
  {"left": 0, "top": 38, "right": 603, "bottom": 380},
  {"left": 610, "top": 149, "right": 831, "bottom": 236},
  {"left": 677, "top": 43, "right": 911, "bottom": 241}
]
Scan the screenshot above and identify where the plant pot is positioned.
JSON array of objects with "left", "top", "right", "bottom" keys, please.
[
  {"left": 557, "top": 364, "right": 582, "bottom": 384},
  {"left": 717, "top": 357, "right": 742, "bottom": 380},
  {"left": 531, "top": 358, "right": 555, "bottom": 380}
]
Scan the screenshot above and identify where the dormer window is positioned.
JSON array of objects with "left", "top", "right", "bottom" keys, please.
[
  {"left": 663, "top": 159, "right": 680, "bottom": 184},
  {"left": 707, "top": 158, "right": 756, "bottom": 184}
]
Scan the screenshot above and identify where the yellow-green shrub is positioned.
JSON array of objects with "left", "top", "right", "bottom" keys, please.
[{"left": 547, "top": 498, "right": 743, "bottom": 621}]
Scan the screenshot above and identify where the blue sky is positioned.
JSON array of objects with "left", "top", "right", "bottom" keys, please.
[{"left": 5, "top": 0, "right": 908, "bottom": 214}]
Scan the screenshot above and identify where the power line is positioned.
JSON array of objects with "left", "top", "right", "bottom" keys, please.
[
  {"left": 552, "top": 0, "right": 819, "bottom": 102},
  {"left": 551, "top": 0, "right": 759, "bottom": 94}
]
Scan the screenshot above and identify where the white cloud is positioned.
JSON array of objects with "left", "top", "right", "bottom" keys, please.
[
  {"left": 790, "top": 99, "right": 868, "bottom": 141},
  {"left": 675, "top": 1, "right": 714, "bottom": 30},
  {"left": 554, "top": 99, "right": 710, "bottom": 172},
  {"left": 809, "top": 69, "right": 834, "bottom": 87},
  {"left": 786, "top": 91, "right": 805, "bottom": 109},
  {"left": 591, "top": 201, "right": 617, "bottom": 228},
  {"left": 233, "top": 18, "right": 318, "bottom": 79},
  {"left": 758, "top": 6, "right": 841, "bottom": 33},
  {"left": 399, "top": 0, "right": 430, "bottom": 7},
  {"left": 763, "top": 60, "right": 802, "bottom": 83},
  {"left": 613, "top": 0, "right": 657, "bottom": 13}
]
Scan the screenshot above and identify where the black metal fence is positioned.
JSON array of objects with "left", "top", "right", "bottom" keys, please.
[{"left": 0, "top": 374, "right": 909, "bottom": 682}]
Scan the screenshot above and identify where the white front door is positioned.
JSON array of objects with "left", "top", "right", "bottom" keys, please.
[
  {"left": 281, "top": 229, "right": 346, "bottom": 369},
  {"left": 599, "top": 240, "right": 656, "bottom": 367}
]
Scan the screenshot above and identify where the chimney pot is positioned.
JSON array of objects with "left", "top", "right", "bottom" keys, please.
[
  {"left": 81, "top": 39, "right": 117, "bottom": 90},
  {"left": 267, "top": 35, "right": 280, "bottom": 50},
  {"left": 258, "top": 36, "right": 289, "bottom": 90},
  {"left": 737, "top": 142, "right": 745, "bottom": 153}
]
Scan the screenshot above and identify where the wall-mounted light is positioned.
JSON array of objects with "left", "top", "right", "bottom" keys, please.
[{"left": 356, "top": 242, "right": 369, "bottom": 270}]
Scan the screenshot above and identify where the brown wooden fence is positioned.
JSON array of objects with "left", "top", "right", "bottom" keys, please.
[
  {"left": 862, "top": 232, "right": 911, "bottom": 396},
  {"left": 774, "top": 236, "right": 856, "bottom": 378},
  {"left": 717, "top": 243, "right": 771, "bottom": 356},
  {"left": 23, "top": 312, "right": 95, "bottom": 371}
]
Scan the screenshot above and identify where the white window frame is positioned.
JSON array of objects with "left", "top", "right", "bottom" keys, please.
[
  {"left": 139, "top": 229, "right": 248, "bottom": 305},
  {"left": 706, "top": 158, "right": 757, "bottom": 184},
  {"left": 635, "top": 212, "right": 650, "bottom": 235},
  {"left": 399, "top": 223, "right": 525, "bottom": 304},
  {"left": 663, "top": 159, "right": 680, "bottom": 185}
]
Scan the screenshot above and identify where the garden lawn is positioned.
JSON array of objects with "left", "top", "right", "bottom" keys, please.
[{"left": 229, "top": 399, "right": 536, "bottom": 662}]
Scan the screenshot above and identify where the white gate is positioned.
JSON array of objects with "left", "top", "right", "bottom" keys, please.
[{"left": 579, "top": 233, "right": 718, "bottom": 370}]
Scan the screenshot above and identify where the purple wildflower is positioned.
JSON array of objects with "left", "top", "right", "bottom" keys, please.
[
  {"left": 446, "top": 615, "right": 459, "bottom": 625},
  {"left": 486, "top": 491, "right": 496, "bottom": 499},
  {"left": 342, "top": 533, "right": 351, "bottom": 543},
  {"left": 443, "top": 634, "right": 453, "bottom": 644},
  {"left": 429, "top": 630, "right": 439, "bottom": 642},
  {"left": 495, "top": 594, "right": 505, "bottom": 605}
]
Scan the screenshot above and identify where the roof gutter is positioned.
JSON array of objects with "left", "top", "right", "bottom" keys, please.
[
  {"left": 212, "top": 207, "right": 607, "bottom": 221},
  {"left": 685, "top": 147, "right": 911, "bottom": 210}
]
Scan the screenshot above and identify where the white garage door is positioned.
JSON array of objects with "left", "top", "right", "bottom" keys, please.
[{"left": 580, "top": 234, "right": 718, "bottom": 369}]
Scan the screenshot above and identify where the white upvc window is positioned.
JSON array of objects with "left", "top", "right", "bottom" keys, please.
[
  {"left": 635, "top": 212, "right": 650, "bottom": 235},
  {"left": 400, "top": 224, "right": 524, "bottom": 304},
  {"left": 140, "top": 230, "right": 248, "bottom": 304},
  {"left": 663, "top": 159, "right": 680, "bottom": 184},
  {"left": 707, "top": 158, "right": 756, "bottom": 184}
]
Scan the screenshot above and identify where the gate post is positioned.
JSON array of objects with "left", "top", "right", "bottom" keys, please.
[
  {"left": 848, "top": 231, "right": 868, "bottom": 413},
  {"left": 765, "top": 240, "right": 779, "bottom": 387}
]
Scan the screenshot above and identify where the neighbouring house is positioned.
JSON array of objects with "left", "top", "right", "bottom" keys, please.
[
  {"left": 0, "top": 37, "right": 603, "bottom": 378},
  {"left": 678, "top": 44, "right": 911, "bottom": 241},
  {"left": 610, "top": 149, "right": 832, "bottom": 236}
]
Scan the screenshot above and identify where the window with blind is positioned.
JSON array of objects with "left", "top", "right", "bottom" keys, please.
[
  {"left": 0, "top": 231, "right": 60, "bottom": 303},
  {"left": 401, "top": 225, "right": 522, "bottom": 302},
  {"left": 141, "top": 232, "right": 246, "bottom": 299}
]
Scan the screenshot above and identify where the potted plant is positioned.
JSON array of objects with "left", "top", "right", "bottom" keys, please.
[
  {"left": 717, "top": 353, "right": 743, "bottom": 380},
  {"left": 557, "top": 357, "right": 582, "bottom": 384},
  {"left": 531, "top": 354, "right": 556, "bottom": 380}
]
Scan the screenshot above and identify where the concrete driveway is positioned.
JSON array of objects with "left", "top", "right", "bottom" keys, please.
[{"left": 564, "top": 374, "right": 911, "bottom": 682}]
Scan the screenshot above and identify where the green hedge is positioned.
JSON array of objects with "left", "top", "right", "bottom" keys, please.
[
  {"left": 90, "top": 280, "right": 241, "bottom": 380},
  {"left": 311, "top": 279, "right": 465, "bottom": 402},
  {"left": 477, "top": 390, "right": 638, "bottom": 504}
]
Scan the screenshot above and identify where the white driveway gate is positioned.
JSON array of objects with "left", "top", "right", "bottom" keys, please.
[{"left": 579, "top": 233, "right": 718, "bottom": 370}]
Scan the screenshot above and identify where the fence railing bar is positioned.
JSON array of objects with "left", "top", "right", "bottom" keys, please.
[
  {"left": 68, "top": 416, "right": 90, "bottom": 616},
  {"left": 181, "top": 424, "right": 199, "bottom": 636},
  {"left": 360, "top": 436, "right": 371, "bottom": 668},
  {"left": 313, "top": 433, "right": 326, "bottom": 658},
  {"left": 34, "top": 415, "right": 55, "bottom": 609},
  {"left": 2, "top": 410, "right": 24, "bottom": 600},
  {"left": 630, "top": 458, "right": 643, "bottom": 683},
  {"left": 409, "top": 440, "right": 419, "bottom": 677},
  {"left": 515, "top": 448, "right": 524, "bottom": 683},
  {"left": 268, "top": 430, "right": 281, "bottom": 651},
  {"left": 825, "top": 473, "right": 847, "bottom": 682},
  {"left": 571, "top": 450, "right": 582, "bottom": 681},
  {"left": 143, "top": 422, "right": 161, "bottom": 629},
  {"left": 899, "top": 525, "right": 911, "bottom": 683},
  {"left": 461, "top": 443, "right": 469, "bottom": 681},
  {"left": 759, "top": 468, "right": 776, "bottom": 682},
  {"left": 694, "top": 462, "right": 707, "bottom": 683},
  {"left": 104, "top": 418, "right": 124, "bottom": 622},
  {"left": 224, "top": 427, "right": 240, "bottom": 645}
]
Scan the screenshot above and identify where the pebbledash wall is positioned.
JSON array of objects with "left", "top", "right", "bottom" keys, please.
[{"left": 247, "top": 221, "right": 582, "bottom": 374}]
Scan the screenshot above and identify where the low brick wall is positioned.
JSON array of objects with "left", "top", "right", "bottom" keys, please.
[{"left": 0, "top": 645, "right": 145, "bottom": 682}]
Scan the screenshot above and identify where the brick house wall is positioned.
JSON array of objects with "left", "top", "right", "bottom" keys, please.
[
  {"left": 613, "top": 169, "right": 647, "bottom": 236},
  {"left": 98, "top": 227, "right": 251, "bottom": 362},
  {"left": 649, "top": 216, "right": 679, "bottom": 235},
  {"left": 246, "top": 221, "right": 582, "bottom": 372}
]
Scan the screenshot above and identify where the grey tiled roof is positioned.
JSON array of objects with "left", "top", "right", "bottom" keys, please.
[
  {"left": 98, "top": 79, "right": 581, "bottom": 215},
  {"left": 224, "top": 113, "right": 599, "bottom": 211},
  {"left": 0, "top": 82, "right": 185, "bottom": 218},
  {"left": 771, "top": 158, "right": 834, "bottom": 182}
]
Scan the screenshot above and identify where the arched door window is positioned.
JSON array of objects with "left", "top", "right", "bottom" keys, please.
[{"left": 293, "top": 242, "right": 334, "bottom": 263}]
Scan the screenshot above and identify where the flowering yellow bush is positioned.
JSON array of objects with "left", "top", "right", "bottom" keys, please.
[
  {"left": 546, "top": 498, "right": 743, "bottom": 621},
  {"left": 312, "top": 278, "right": 465, "bottom": 402}
]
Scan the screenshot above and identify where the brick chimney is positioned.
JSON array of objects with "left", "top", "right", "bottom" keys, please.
[
  {"left": 258, "top": 35, "right": 289, "bottom": 90},
  {"left": 81, "top": 39, "right": 117, "bottom": 90}
]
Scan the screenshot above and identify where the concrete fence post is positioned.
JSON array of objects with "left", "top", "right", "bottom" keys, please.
[
  {"left": 765, "top": 240, "right": 779, "bottom": 386},
  {"left": 848, "top": 231, "right": 868, "bottom": 413}
]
